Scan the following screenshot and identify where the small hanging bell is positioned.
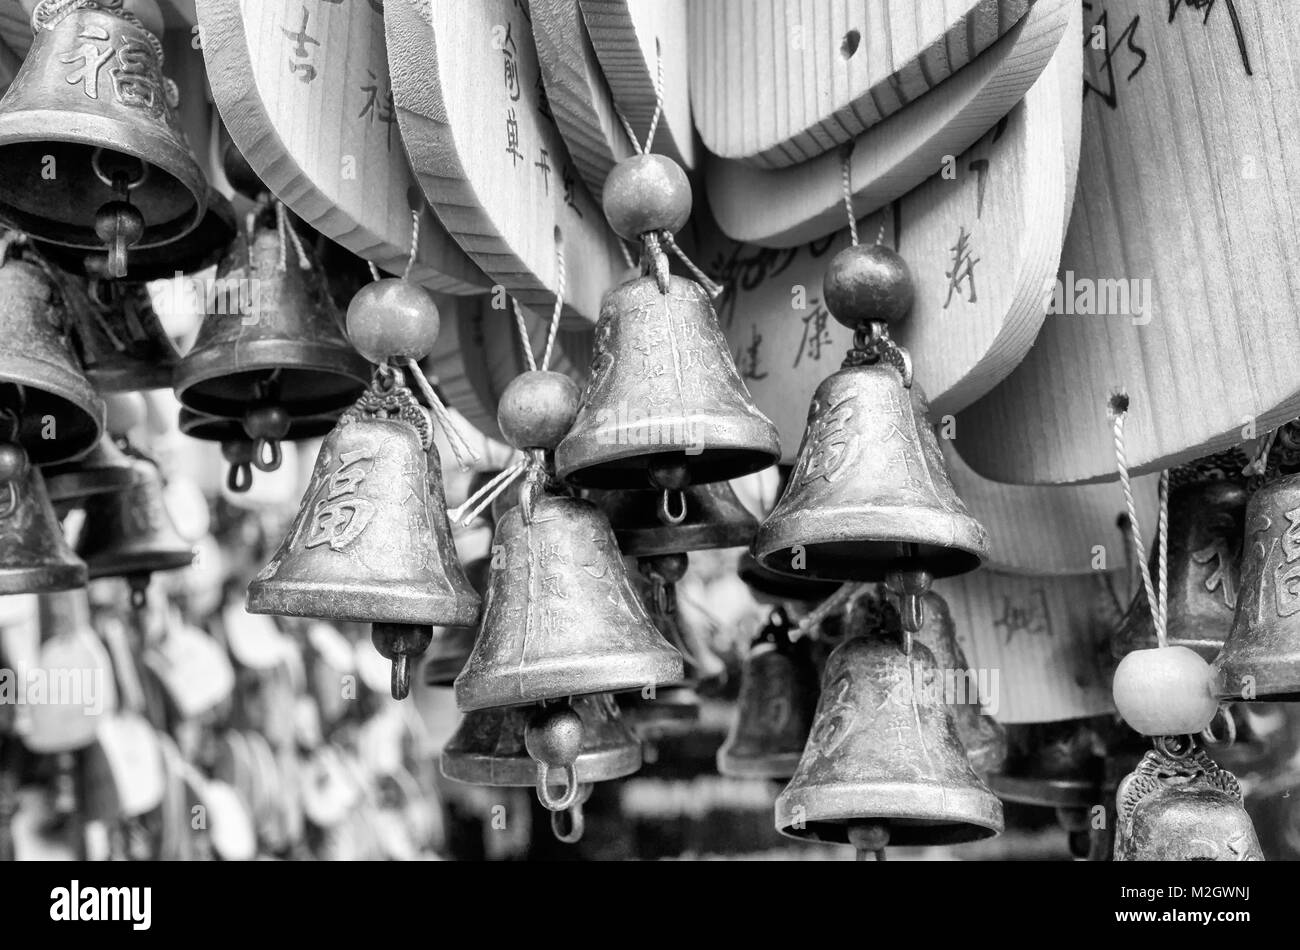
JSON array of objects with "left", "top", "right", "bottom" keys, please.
[
  {"left": 1215, "top": 471, "right": 1300, "bottom": 701},
  {"left": 178, "top": 408, "right": 337, "bottom": 495},
  {"left": 755, "top": 246, "right": 987, "bottom": 637},
  {"left": 1113, "top": 477, "right": 1247, "bottom": 661},
  {"left": 455, "top": 493, "right": 683, "bottom": 711},
  {"left": 69, "top": 278, "right": 179, "bottom": 393},
  {"left": 0, "top": 3, "right": 207, "bottom": 274},
  {"left": 598, "top": 480, "right": 758, "bottom": 557},
  {"left": 247, "top": 375, "right": 480, "bottom": 700},
  {"left": 1114, "top": 736, "right": 1263, "bottom": 861},
  {"left": 775, "top": 608, "right": 1003, "bottom": 857},
  {"left": 75, "top": 454, "right": 194, "bottom": 603},
  {"left": 905, "top": 590, "right": 1006, "bottom": 777},
  {"left": 717, "top": 608, "right": 819, "bottom": 779},
  {"left": 556, "top": 154, "right": 779, "bottom": 492},
  {"left": 41, "top": 433, "right": 138, "bottom": 509},
  {"left": 988, "top": 718, "right": 1108, "bottom": 809},
  {"left": 32, "top": 189, "right": 236, "bottom": 282},
  {"left": 173, "top": 204, "right": 370, "bottom": 475},
  {"left": 0, "top": 256, "right": 104, "bottom": 465},
  {"left": 0, "top": 443, "right": 87, "bottom": 594}
]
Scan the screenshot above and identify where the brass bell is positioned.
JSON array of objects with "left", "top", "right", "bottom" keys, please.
[
  {"left": 598, "top": 480, "right": 758, "bottom": 556},
  {"left": 555, "top": 275, "right": 780, "bottom": 491},
  {"left": 1113, "top": 479, "right": 1247, "bottom": 661},
  {"left": 70, "top": 278, "right": 179, "bottom": 393},
  {"left": 455, "top": 493, "right": 683, "bottom": 711},
  {"left": 0, "top": 3, "right": 207, "bottom": 275},
  {"left": 755, "top": 362, "right": 988, "bottom": 589},
  {"left": 32, "top": 189, "right": 236, "bottom": 282},
  {"left": 775, "top": 613, "right": 1003, "bottom": 858},
  {"left": 0, "top": 256, "right": 104, "bottom": 465},
  {"left": 988, "top": 719, "right": 1108, "bottom": 809},
  {"left": 717, "top": 608, "right": 819, "bottom": 779},
  {"left": 41, "top": 433, "right": 138, "bottom": 509},
  {"left": 0, "top": 450, "right": 87, "bottom": 594},
  {"left": 76, "top": 455, "right": 193, "bottom": 602},
  {"left": 1215, "top": 471, "right": 1300, "bottom": 701},
  {"left": 908, "top": 590, "right": 1006, "bottom": 777},
  {"left": 173, "top": 204, "right": 370, "bottom": 474},
  {"left": 738, "top": 550, "right": 842, "bottom": 605},
  {"left": 247, "top": 407, "right": 480, "bottom": 699},
  {"left": 1114, "top": 737, "right": 1263, "bottom": 861},
  {"left": 441, "top": 693, "right": 641, "bottom": 789}
]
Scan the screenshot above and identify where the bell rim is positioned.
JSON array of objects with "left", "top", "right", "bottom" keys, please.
[
  {"left": 453, "top": 651, "right": 686, "bottom": 712},
  {"left": 1214, "top": 653, "right": 1300, "bottom": 702},
  {"left": 0, "top": 562, "right": 88, "bottom": 595},
  {"left": 752, "top": 504, "right": 989, "bottom": 583},
  {"left": 716, "top": 747, "right": 802, "bottom": 780},
  {"left": 178, "top": 410, "right": 340, "bottom": 444},
  {"left": 83, "top": 549, "right": 195, "bottom": 579},
  {"left": 173, "top": 340, "right": 371, "bottom": 420},
  {"left": 774, "top": 780, "right": 1005, "bottom": 846},
  {"left": 615, "top": 519, "right": 758, "bottom": 557},
  {"left": 246, "top": 579, "right": 481, "bottom": 629},
  {"left": 986, "top": 773, "right": 1104, "bottom": 809},
  {"left": 0, "top": 358, "right": 105, "bottom": 466},
  {"left": 439, "top": 742, "right": 642, "bottom": 788},
  {"left": 0, "top": 107, "right": 207, "bottom": 251},
  {"left": 556, "top": 441, "right": 781, "bottom": 491},
  {"left": 43, "top": 466, "right": 140, "bottom": 505}
]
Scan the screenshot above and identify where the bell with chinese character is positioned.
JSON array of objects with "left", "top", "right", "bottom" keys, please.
[
  {"left": 774, "top": 610, "right": 1003, "bottom": 858},
  {"left": 718, "top": 608, "right": 819, "bottom": 779},
  {"left": 755, "top": 246, "right": 986, "bottom": 635},
  {"left": 69, "top": 277, "right": 179, "bottom": 393},
  {"left": 454, "top": 493, "right": 683, "bottom": 711},
  {"left": 0, "top": 3, "right": 207, "bottom": 276},
  {"left": 556, "top": 153, "right": 778, "bottom": 494},
  {"left": 247, "top": 381, "right": 480, "bottom": 700},
  {"left": 0, "top": 443, "right": 87, "bottom": 594},
  {"left": 988, "top": 718, "right": 1108, "bottom": 809},
  {"left": 599, "top": 480, "right": 758, "bottom": 557},
  {"left": 76, "top": 454, "right": 193, "bottom": 604},
  {"left": 1114, "top": 737, "right": 1262, "bottom": 861},
  {"left": 173, "top": 204, "right": 369, "bottom": 475},
  {"left": 1114, "top": 477, "right": 1247, "bottom": 661},
  {"left": 0, "top": 255, "right": 104, "bottom": 465},
  {"left": 1215, "top": 471, "right": 1300, "bottom": 701}
]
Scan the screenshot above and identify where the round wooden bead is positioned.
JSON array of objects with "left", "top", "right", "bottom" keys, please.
[
  {"left": 1112, "top": 645, "right": 1218, "bottom": 736},
  {"left": 497, "top": 370, "right": 581, "bottom": 451},
  {"left": 822, "top": 244, "right": 915, "bottom": 330},
  {"left": 525, "top": 706, "right": 583, "bottom": 766},
  {"left": 603, "top": 154, "right": 692, "bottom": 241},
  {"left": 345, "top": 278, "right": 441, "bottom": 364}
]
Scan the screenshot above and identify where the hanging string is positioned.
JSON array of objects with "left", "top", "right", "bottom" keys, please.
[
  {"left": 510, "top": 300, "right": 538, "bottom": 372},
  {"left": 402, "top": 209, "right": 420, "bottom": 282},
  {"left": 841, "top": 147, "right": 859, "bottom": 247},
  {"left": 660, "top": 233, "right": 722, "bottom": 298},
  {"left": 403, "top": 361, "right": 478, "bottom": 467},
  {"left": 795, "top": 582, "right": 872, "bottom": 640},
  {"left": 615, "top": 47, "right": 665, "bottom": 156},
  {"left": 275, "top": 203, "right": 310, "bottom": 272},
  {"left": 1242, "top": 427, "right": 1278, "bottom": 479},
  {"left": 1111, "top": 399, "right": 1170, "bottom": 648},
  {"left": 367, "top": 261, "right": 381, "bottom": 281}
]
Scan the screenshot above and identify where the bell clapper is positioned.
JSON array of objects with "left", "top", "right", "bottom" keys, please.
[
  {"left": 221, "top": 441, "right": 255, "bottom": 493},
  {"left": 525, "top": 703, "right": 585, "bottom": 812},
  {"left": 371, "top": 623, "right": 434, "bottom": 701},
  {"left": 0, "top": 441, "right": 29, "bottom": 516},
  {"left": 91, "top": 152, "right": 149, "bottom": 279},
  {"left": 886, "top": 566, "right": 933, "bottom": 654},
  {"left": 847, "top": 821, "right": 889, "bottom": 861},
  {"left": 244, "top": 404, "right": 290, "bottom": 473}
]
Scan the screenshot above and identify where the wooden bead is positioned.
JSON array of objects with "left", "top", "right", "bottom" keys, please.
[
  {"left": 602, "top": 154, "right": 692, "bottom": 240},
  {"left": 497, "top": 370, "right": 581, "bottom": 451},
  {"left": 1112, "top": 646, "right": 1218, "bottom": 736},
  {"left": 822, "top": 244, "right": 914, "bottom": 330},
  {"left": 345, "top": 278, "right": 441, "bottom": 364}
]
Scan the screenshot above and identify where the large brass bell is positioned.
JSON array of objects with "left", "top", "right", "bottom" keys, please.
[
  {"left": 75, "top": 455, "right": 193, "bottom": 603},
  {"left": 598, "top": 480, "right": 758, "bottom": 556},
  {"left": 1215, "top": 471, "right": 1300, "bottom": 701},
  {"left": 247, "top": 407, "right": 480, "bottom": 698},
  {"left": 909, "top": 590, "right": 1006, "bottom": 777},
  {"left": 717, "top": 608, "right": 819, "bottom": 779},
  {"left": 775, "top": 612, "right": 1003, "bottom": 858},
  {"left": 173, "top": 204, "right": 369, "bottom": 474},
  {"left": 1114, "top": 737, "right": 1262, "bottom": 861},
  {"left": 555, "top": 275, "right": 780, "bottom": 491},
  {"left": 0, "top": 256, "right": 104, "bottom": 465},
  {"left": 0, "top": 450, "right": 87, "bottom": 594},
  {"left": 32, "top": 189, "right": 235, "bottom": 282},
  {"left": 70, "top": 278, "right": 179, "bottom": 393},
  {"left": 1114, "top": 479, "right": 1247, "bottom": 661},
  {"left": 0, "top": 3, "right": 206, "bottom": 275},
  {"left": 755, "top": 362, "right": 988, "bottom": 588},
  {"left": 454, "top": 494, "right": 683, "bottom": 711},
  {"left": 988, "top": 718, "right": 1108, "bottom": 809}
]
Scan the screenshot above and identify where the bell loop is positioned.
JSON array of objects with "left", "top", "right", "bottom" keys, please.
[
  {"left": 550, "top": 802, "right": 585, "bottom": 844},
  {"left": 1201, "top": 704, "right": 1237, "bottom": 747},
  {"left": 0, "top": 481, "right": 17, "bottom": 520},
  {"left": 535, "top": 763, "right": 581, "bottom": 812},
  {"left": 251, "top": 437, "right": 282, "bottom": 473},
  {"left": 226, "top": 460, "right": 252, "bottom": 494},
  {"left": 657, "top": 488, "right": 687, "bottom": 526}
]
